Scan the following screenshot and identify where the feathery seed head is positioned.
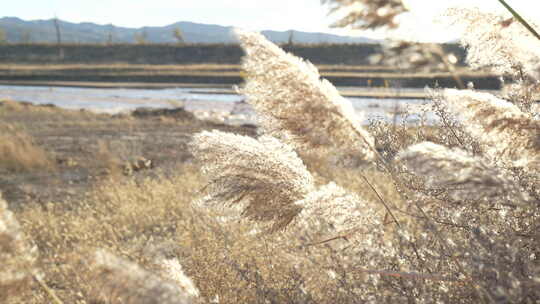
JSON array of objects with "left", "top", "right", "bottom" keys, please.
[
  {"left": 292, "top": 182, "right": 383, "bottom": 249},
  {"left": 154, "top": 258, "right": 200, "bottom": 298},
  {"left": 397, "top": 142, "right": 530, "bottom": 203},
  {"left": 236, "top": 30, "right": 376, "bottom": 160},
  {"left": 88, "top": 250, "right": 195, "bottom": 304},
  {"left": 438, "top": 89, "right": 539, "bottom": 170},
  {"left": 444, "top": 7, "right": 540, "bottom": 79},
  {"left": 191, "top": 130, "right": 315, "bottom": 229},
  {"left": 322, "top": 0, "right": 407, "bottom": 30}
]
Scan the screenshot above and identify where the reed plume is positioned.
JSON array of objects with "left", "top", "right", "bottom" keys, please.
[
  {"left": 397, "top": 142, "right": 529, "bottom": 203},
  {"left": 191, "top": 130, "right": 315, "bottom": 229},
  {"left": 0, "top": 195, "right": 37, "bottom": 301},
  {"left": 87, "top": 250, "right": 195, "bottom": 304},
  {"left": 437, "top": 89, "right": 539, "bottom": 170},
  {"left": 292, "top": 182, "right": 383, "bottom": 246},
  {"left": 236, "top": 30, "right": 376, "bottom": 160},
  {"left": 154, "top": 258, "right": 200, "bottom": 299},
  {"left": 322, "top": 0, "right": 407, "bottom": 30},
  {"left": 444, "top": 7, "right": 540, "bottom": 79},
  {"left": 143, "top": 243, "right": 200, "bottom": 299}
]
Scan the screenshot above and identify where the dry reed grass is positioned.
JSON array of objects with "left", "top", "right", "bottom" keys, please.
[
  {"left": 2, "top": 3, "right": 540, "bottom": 303},
  {"left": 14, "top": 166, "right": 204, "bottom": 302},
  {"left": 85, "top": 249, "right": 195, "bottom": 304},
  {"left": 322, "top": 0, "right": 407, "bottom": 30},
  {"left": 0, "top": 122, "right": 55, "bottom": 172},
  {"left": 188, "top": 24, "right": 540, "bottom": 303},
  {"left": 438, "top": 89, "right": 540, "bottom": 170},
  {"left": 237, "top": 30, "right": 375, "bottom": 161}
]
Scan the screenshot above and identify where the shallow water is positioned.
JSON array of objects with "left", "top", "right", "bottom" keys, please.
[{"left": 0, "top": 85, "right": 436, "bottom": 125}]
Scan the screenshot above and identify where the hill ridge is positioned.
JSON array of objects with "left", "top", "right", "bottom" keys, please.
[{"left": 0, "top": 17, "right": 378, "bottom": 44}]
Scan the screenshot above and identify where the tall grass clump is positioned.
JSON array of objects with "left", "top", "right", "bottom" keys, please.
[
  {"left": 188, "top": 3, "right": 540, "bottom": 303},
  {"left": 0, "top": 123, "right": 55, "bottom": 172},
  {"left": 2, "top": 1, "right": 539, "bottom": 303},
  {"left": 237, "top": 30, "right": 375, "bottom": 161}
]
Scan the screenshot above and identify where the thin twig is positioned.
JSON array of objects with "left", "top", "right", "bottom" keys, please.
[
  {"left": 303, "top": 233, "right": 354, "bottom": 247},
  {"left": 355, "top": 126, "right": 468, "bottom": 278},
  {"left": 360, "top": 174, "right": 401, "bottom": 228}
]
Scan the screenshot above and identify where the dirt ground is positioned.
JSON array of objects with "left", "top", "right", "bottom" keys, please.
[{"left": 0, "top": 99, "right": 256, "bottom": 209}]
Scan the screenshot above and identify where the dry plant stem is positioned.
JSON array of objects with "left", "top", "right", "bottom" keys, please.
[
  {"left": 360, "top": 173, "right": 431, "bottom": 269},
  {"left": 354, "top": 122, "right": 468, "bottom": 278},
  {"left": 359, "top": 129, "right": 470, "bottom": 280},
  {"left": 302, "top": 232, "right": 356, "bottom": 247},
  {"left": 497, "top": 0, "right": 540, "bottom": 41},
  {"left": 34, "top": 275, "right": 64, "bottom": 304},
  {"left": 360, "top": 174, "right": 400, "bottom": 227},
  {"left": 356, "top": 268, "right": 462, "bottom": 282},
  {"left": 439, "top": 113, "right": 465, "bottom": 148}
]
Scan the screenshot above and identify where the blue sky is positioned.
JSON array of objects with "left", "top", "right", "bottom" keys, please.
[{"left": 1, "top": 0, "right": 535, "bottom": 42}]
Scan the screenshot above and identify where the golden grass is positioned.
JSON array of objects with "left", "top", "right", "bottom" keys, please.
[
  {"left": 15, "top": 165, "right": 200, "bottom": 301},
  {"left": 0, "top": 195, "right": 38, "bottom": 304},
  {"left": 0, "top": 123, "right": 55, "bottom": 173},
  {"left": 0, "top": 99, "right": 406, "bottom": 303},
  {"left": 13, "top": 164, "right": 293, "bottom": 302},
  {"left": 8, "top": 152, "right": 404, "bottom": 303}
]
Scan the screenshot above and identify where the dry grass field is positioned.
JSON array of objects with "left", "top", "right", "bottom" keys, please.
[{"left": 0, "top": 99, "right": 408, "bottom": 303}]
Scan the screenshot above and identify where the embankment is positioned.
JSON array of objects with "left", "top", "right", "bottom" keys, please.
[
  {"left": 0, "top": 43, "right": 466, "bottom": 65},
  {"left": 0, "top": 43, "right": 500, "bottom": 89}
]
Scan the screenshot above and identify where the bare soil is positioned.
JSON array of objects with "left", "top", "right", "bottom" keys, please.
[{"left": 0, "top": 100, "right": 256, "bottom": 208}]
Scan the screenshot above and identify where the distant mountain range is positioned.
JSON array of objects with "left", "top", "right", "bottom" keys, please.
[{"left": 0, "top": 17, "right": 378, "bottom": 44}]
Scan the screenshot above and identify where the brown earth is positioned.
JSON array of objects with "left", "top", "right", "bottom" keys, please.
[{"left": 0, "top": 99, "right": 256, "bottom": 209}]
